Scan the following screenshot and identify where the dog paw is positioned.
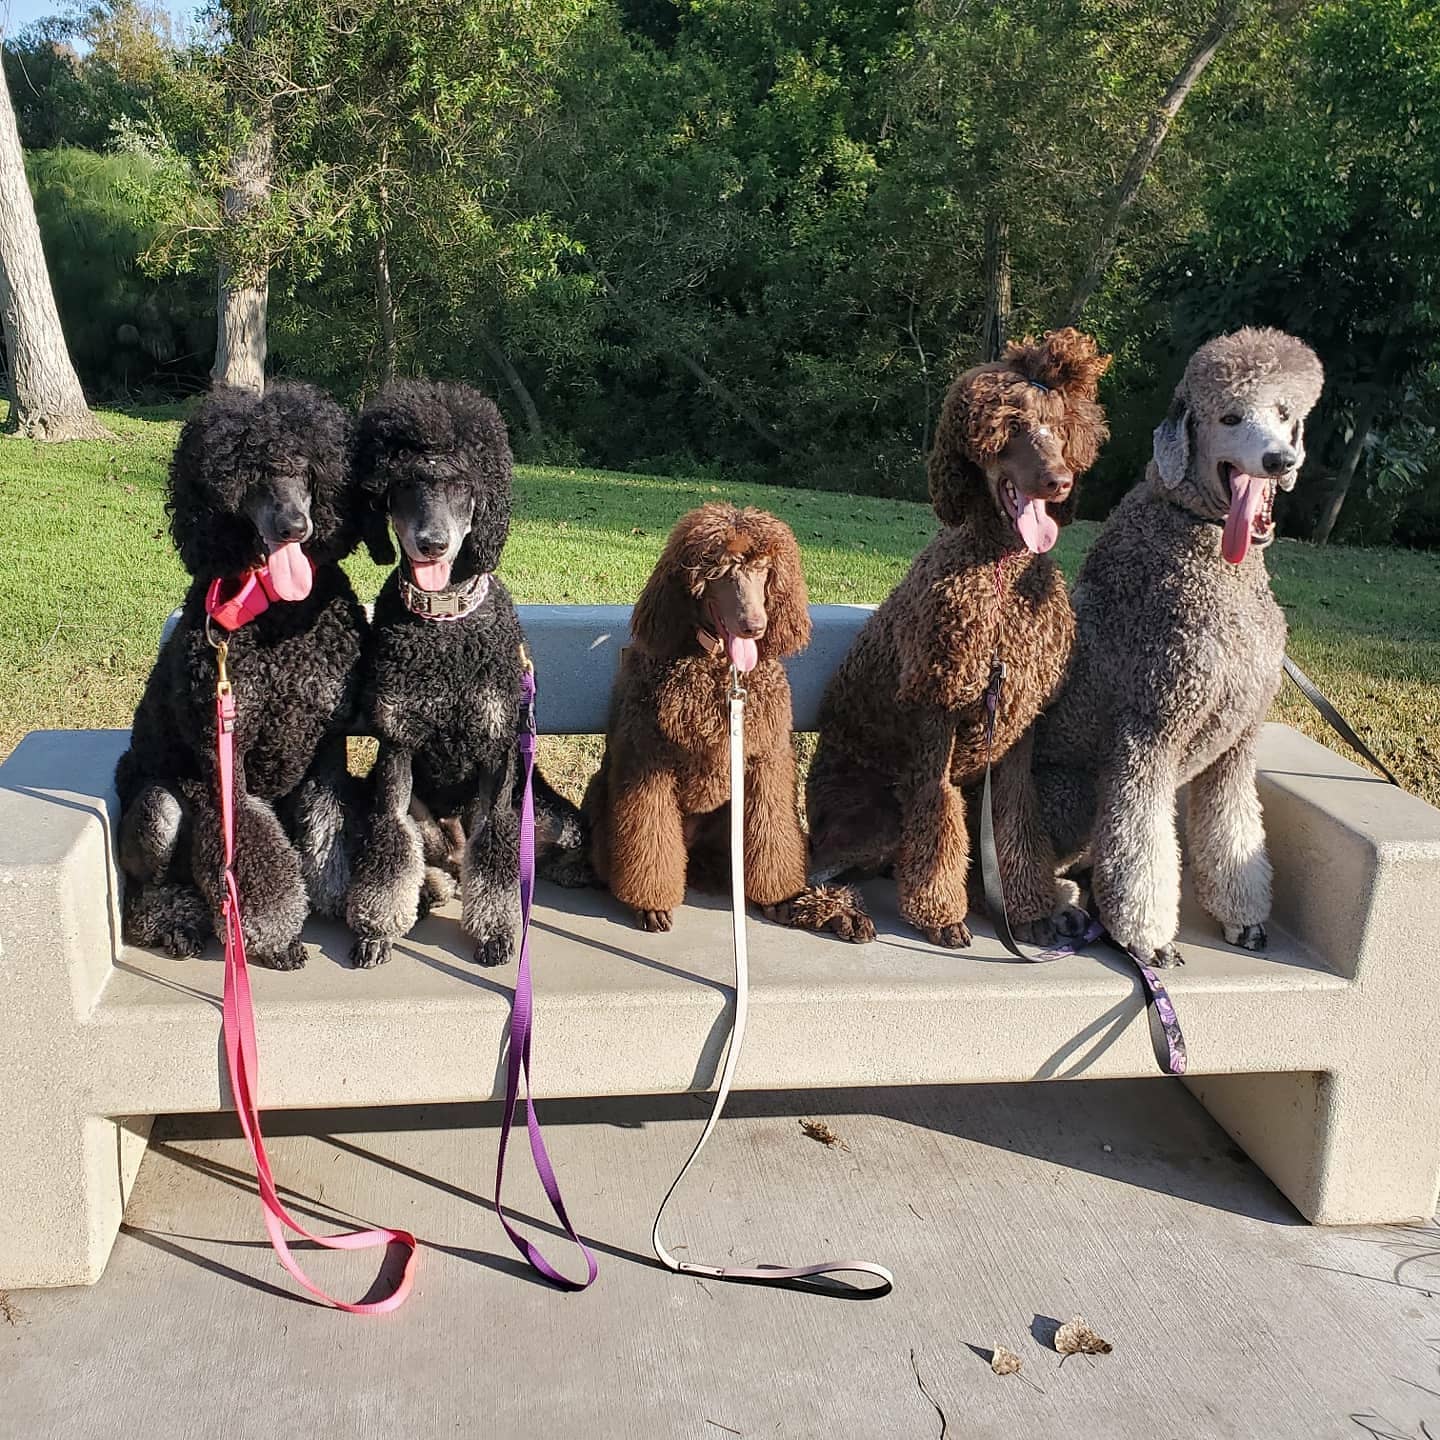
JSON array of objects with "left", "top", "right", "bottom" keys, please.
[
  {"left": 542, "top": 853, "right": 598, "bottom": 890},
  {"left": 766, "top": 886, "right": 875, "bottom": 944},
  {"left": 1224, "top": 922, "right": 1267, "bottom": 951},
  {"left": 636, "top": 908, "right": 673, "bottom": 933},
  {"left": 473, "top": 934, "right": 514, "bottom": 968},
  {"left": 160, "top": 923, "right": 207, "bottom": 959},
  {"left": 1012, "top": 915, "right": 1059, "bottom": 947},
  {"left": 1148, "top": 942, "right": 1185, "bottom": 969},
  {"left": 350, "top": 938, "right": 392, "bottom": 969},
  {"left": 922, "top": 921, "right": 972, "bottom": 949},
  {"left": 256, "top": 939, "right": 307, "bottom": 972}
]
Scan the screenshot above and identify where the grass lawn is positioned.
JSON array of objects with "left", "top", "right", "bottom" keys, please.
[{"left": 1, "top": 407, "right": 1435, "bottom": 805}]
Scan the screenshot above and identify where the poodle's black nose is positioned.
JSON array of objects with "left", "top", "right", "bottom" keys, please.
[
  {"left": 414, "top": 532, "right": 450, "bottom": 559},
  {"left": 273, "top": 507, "right": 310, "bottom": 541},
  {"left": 1262, "top": 448, "right": 1297, "bottom": 475}
]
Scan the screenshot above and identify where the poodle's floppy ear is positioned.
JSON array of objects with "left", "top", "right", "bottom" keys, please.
[
  {"left": 1153, "top": 391, "right": 1191, "bottom": 490},
  {"left": 362, "top": 489, "right": 397, "bottom": 566},
  {"left": 630, "top": 523, "right": 698, "bottom": 658},
  {"left": 757, "top": 515, "right": 811, "bottom": 659},
  {"left": 458, "top": 393, "right": 514, "bottom": 573}
]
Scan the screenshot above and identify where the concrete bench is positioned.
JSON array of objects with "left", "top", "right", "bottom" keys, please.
[{"left": 3, "top": 603, "right": 1440, "bottom": 1291}]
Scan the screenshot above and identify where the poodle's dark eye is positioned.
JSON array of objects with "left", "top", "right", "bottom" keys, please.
[
  {"left": 1277, "top": 404, "right": 1290, "bottom": 421},
  {"left": 1220, "top": 413, "right": 1242, "bottom": 426}
]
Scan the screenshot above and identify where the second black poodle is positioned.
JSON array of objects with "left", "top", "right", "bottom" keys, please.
[
  {"left": 115, "top": 382, "right": 367, "bottom": 970},
  {"left": 344, "top": 381, "right": 586, "bottom": 970}
]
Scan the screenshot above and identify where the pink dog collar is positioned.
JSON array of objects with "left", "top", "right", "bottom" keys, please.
[{"left": 205, "top": 556, "right": 317, "bottom": 632}]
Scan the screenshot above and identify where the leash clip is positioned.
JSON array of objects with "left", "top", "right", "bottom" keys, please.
[
  {"left": 214, "top": 639, "right": 232, "bottom": 700},
  {"left": 728, "top": 664, "right": 748, "bottom": 703},
  {"left": 985, "top": 658, "right": 1006, "bottom": 715}
]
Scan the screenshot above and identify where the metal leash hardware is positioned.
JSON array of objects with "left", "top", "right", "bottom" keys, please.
[
  {"left": 976, "top": 655, "right": 1186, "bottom": 1077},
  {"left": 1283, "top": 654, "right": 1401, "bottom": 786},
  {"left": 493, "top": 641, "right": 599, "bottom": 1290},
  {"left": 649, "top": 663, "right": 894, "bottom": 1296},
  {"left": 205, "top": 620, "right": 419, "bottom": 1313}
]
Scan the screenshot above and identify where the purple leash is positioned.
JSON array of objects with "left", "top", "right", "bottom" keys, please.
[
  {"left": 493, "top": 656, "right": 599, "bottom": 1290},
  {"left": 979, "top": 659, "right": 1188, "bottom": 1077}
]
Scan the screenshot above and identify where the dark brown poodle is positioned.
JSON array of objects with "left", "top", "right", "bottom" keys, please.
[
  {"left": 584, "top": 504, "right": 872, "bottom": 941},
  {"left": 807, "top": 328, "right": 1112, "bottom": 947}
]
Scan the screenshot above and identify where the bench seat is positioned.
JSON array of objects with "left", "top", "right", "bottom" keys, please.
[{"left": 3, "top": 603, "right": 1440, "bottom": 1290}]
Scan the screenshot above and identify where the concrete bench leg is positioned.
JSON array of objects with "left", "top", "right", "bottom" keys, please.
[
  {"left": 0, "top": 730, "right": 153, "bottom": 1288},
  {"left": 1, "top": 1110, "right": 152, "bottom": 1289},
  {"left": 1189, "top": 1071, "right": 1440, "bottom": 1225},
  {"left": 1192, "top": 728, "right": 1440, "bottom": 1226}
]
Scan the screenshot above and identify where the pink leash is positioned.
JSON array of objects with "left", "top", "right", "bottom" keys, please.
[{"left": 209, "top": 624, "right": 418, "bottom": 1312}]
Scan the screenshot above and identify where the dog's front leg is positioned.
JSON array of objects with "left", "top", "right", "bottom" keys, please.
[
  {"left": 282, "top": 733, "right": 359, "bottom": 921},
  {"left": 991, "top": 731, "right": 1088, "bottom": 945},
  {"left": 1188, "top": 722, "right": 1271, "bottom": 950},
  {"left": 346, "top": 745, "right": 425, "bottom": 969},
  {"left": 187, "top": 758, "right": 310, "bottom": 971},
  {"left": 895, "top": 710, "right": 972, "bottom": 947},
  {"left": 461, "top": 755, "right": 521, "bottom": 969},
  {"left": 607, "top": 764, "right": 687, "bottom": 932},
  {"left": 1091, "top": 727, "right": 1183, "bottom": 966}
]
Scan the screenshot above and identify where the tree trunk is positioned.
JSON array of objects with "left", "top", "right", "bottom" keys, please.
[
  {"left": 1060, "top": 0, "right": 1243, "bottom": 326},
  {"left": 211, "top": 3, "right": 272, "bottom": 392},
  {"left": 980, "top": 214, "right": 1012, "bottom": 362},
  {"left": 583, "top": 259, "right": 787, "bottom": 453},
  {"left": 0, "top": 60, "right": 110, "bottom": 440},
  {"left": 477, "top": 328, "right": 543, "bottom": 445},
  {"left": 374, "top": 152, "right": 397, "bottom": 386},
  {"left": 1312, "top": 398, "right": 1378, "bottom": 546},
  {"left": 375, "top": 227, "right": 397, "bottom": 386}
]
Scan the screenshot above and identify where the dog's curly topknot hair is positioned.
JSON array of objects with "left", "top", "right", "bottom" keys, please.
[
  {"left": 167, "top": 382, "right": 355, "bottom": 578},
  {"left": 629, "top": 503, "right": 812, "bottom": 663},
  {"left": 353, "top": 379, "right": 513, "bottom": 572},
  {"left": 928, "top": 326, "right": 1112, "bottom": 527}
]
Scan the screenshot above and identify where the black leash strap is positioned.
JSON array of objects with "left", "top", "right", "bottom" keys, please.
[
  {"left": 1283, "top": 655, "right": 1401, "bottom": 786},
  {"left": 979, "top": 659, "right": 1187, "bottom": 1077}
]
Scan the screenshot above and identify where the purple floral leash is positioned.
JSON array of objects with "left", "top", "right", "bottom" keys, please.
[
  {"left": 979, "top": 660, "right": 1188, "bottom": 1077},
  {"left": 493, "top": 655, "right": 599, "bottom": 1289}
]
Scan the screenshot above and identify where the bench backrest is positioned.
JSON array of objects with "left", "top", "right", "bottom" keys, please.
[
  {"left": 160, "top": 603, "right": 876, "bottom": 734},
  {"left": 521, "top": 603, "right": 873, "bottom": 733}
]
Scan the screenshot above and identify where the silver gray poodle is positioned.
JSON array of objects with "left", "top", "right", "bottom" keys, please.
[{"left": 1035, "top": 327, "right": 1325, "bottom": 967}]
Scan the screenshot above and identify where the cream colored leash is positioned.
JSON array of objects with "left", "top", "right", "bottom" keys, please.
[{"left": 650, "top": 665, "right": 894, "bottom": 1294}]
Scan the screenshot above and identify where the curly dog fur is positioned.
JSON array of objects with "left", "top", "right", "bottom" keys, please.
[
  {"left": 1035, "top": 327, "right": 1325, "bottom": 966},
  {"left": 584, "top": 504, "right": 873, "bottom": 941},
  {"left": 115, "top": 382, "right": 366, "bottom": 970},
  {"left": 807, "top": 328, "right": 1111, "bottom": 946},
  {"left": 344, "top": 380, "right": 586, "bottom": 970}
]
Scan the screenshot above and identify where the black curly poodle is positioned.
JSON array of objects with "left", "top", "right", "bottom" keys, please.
[
  {"left": 115, "top": 382, "right": 368, "bottom": 970},
  {"left": 344, "top": 380, "right": 587, "bottom": 970}
]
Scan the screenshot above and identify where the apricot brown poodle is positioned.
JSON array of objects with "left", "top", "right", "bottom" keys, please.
[
  {"left": 807, "top": 328, "right": 1112, "bottom": 947},
  {"left": 584, "top": 504, "right": 872, "bottom": 941}
]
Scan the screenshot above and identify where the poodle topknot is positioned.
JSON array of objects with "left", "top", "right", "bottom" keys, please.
[
  {"left": 929, "top": 327, "right": 1112, "bottom": 529},
  {"left": 1176, "top": 327, "right": 1324, "bottom": 422},
  {"left": 168, "top": 382, "right": 357, "bottom": 578},
  {"left": 354, "top": 379, "right": 514, "bottom": 574}
]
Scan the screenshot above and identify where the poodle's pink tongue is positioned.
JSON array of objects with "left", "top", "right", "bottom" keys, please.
[
  {"left": 265, "top": 540, "right": 313, "bottom": 601},
  {"left": 724, "top": 631, "right": 759, "bottom": 673},
  {"left": 1223, "top": 469, "right": 1265, "bottom": 564},
  {"left": 1016, "top": 498, "right": 1058, "bottom": 555},
  {"left": 411, "top": 558, "right": 452, "bottom": 592}
]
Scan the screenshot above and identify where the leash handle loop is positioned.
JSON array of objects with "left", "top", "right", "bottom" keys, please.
[
  {"left": 650, "top": 673, "right": 894, "bottom": 1296},
  {"left": 493, "top": 664, "right": 599, "bottom": 1291},
  {"left": 977, "top": 665, "right": 1187, "bottom": 1076},
  {"left": 213, "top": 678, "right": 418, "bottom": 1313}
]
